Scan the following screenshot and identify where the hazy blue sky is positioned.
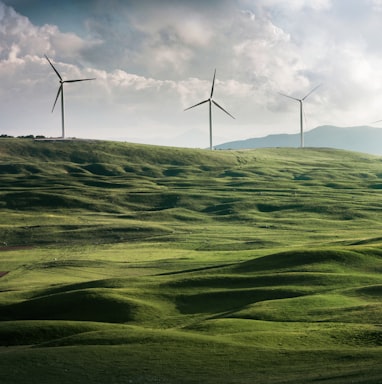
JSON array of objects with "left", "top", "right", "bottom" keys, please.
[{"left": 2, "top": 0, "right": 382, "bottom": 147}]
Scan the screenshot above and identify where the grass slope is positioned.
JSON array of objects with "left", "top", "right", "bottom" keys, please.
[{"left": 1, "top": 139, "right": 382, "bottom": 383}]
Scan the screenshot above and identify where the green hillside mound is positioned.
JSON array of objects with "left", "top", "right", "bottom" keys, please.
[
  {"left": 0, "top": 320, "right": 120, "bottom": 346},
  {"left": 227, "top": 291, "right": 382, "bottom": 323},
  {"left": 3, "top": 191, "right": 97, "bottom": 210},
  {"left": 174, "top": 287, "right": 307, "bottom": 314},
  {"left": 353, "top": 284, "right": 382, "bottom": 298},
  {"left": 232, "top": 249, "right": 380, "bottom": 273},
  {"left": 0, "top": 288, "right": 162, "bottom": 323}
]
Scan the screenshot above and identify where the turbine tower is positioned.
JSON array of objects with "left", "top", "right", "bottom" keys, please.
[
  {"left": 280, "top": 84, "right": 321, "bottom": 148},
  {"left": 185, "top": 69, "right": 235, "bottom": 150},
  {"left": 45, "top": 55, "right": 95, "bottom": 139}
]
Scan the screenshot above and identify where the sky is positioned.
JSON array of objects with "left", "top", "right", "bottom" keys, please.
[{"left": 2, "top": 0, "right": 382, "bottom": 148}]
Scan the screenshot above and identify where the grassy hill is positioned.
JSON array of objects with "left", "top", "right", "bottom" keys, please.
[{"left": 1, "top": 138, "right": 382, "bottom": 383}]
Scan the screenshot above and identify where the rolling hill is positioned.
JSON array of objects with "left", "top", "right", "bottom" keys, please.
[
  {"left": 2, "top": 137, "right": 382, "bottom": 248},
  {"left": 1, "top": 138, "right": 382, "bottom": 383},
  {"left": 216, "top": 125, "right": 382, "bottom": 155}
]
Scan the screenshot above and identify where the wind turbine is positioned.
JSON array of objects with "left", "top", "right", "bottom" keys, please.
[
  {"left": 280, "top": 84, "right": 321, "bottom": 148},
  {"left": 184, "top": 69, "right": 235, "bottom": 150},
  {"left": 45, "top": 55, "right": 95, "bottom": 139}
]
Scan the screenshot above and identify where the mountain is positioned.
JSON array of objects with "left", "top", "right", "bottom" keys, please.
[{"left": 215, "top": 125, "right": 382, "bottom": 155}]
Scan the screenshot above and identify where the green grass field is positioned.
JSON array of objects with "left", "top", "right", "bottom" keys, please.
[{"left": 1, "top": 138, "right": 382, "bottom": 383}]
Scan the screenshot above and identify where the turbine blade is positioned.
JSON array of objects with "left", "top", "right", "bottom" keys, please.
[
  {"left": 64, "top": 78, "right": 96, "bottom": 83},
  {"left": 302, "top": 84, "right": 322, "bottom": 101},
  {"left": 52, "top": 85, "right": 62, "bottom": 112},
  {"left": 279, "top": 92, "right": 300, "bottom": 102},
  {"left": 210, "top": 69, "right": 216, "bottom": 98},
  {"left": 184, "top": 99, "right": 209, "bottom": 111},
  {"left": 45, "top": 55, "right": 62, "bottom": 81},
  {"left": 212, "top": 100, "right": 235, "bottom": 119}
]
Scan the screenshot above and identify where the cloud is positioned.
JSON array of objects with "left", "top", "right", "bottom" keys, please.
[
  {"left": 0, "top": 3, "right": 103, "bottom": 69},
  {"left": 259, "top": 0, "right": 332, "bottom": 11},
  {"left": 81, "top": 0, "right": 227, "bottom": 77},
  {"left": 370, "top": 0, "right": 382, "bottom": 11}
]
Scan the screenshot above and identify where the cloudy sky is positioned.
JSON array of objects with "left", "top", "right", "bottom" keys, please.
[{"left": 1, "top": 0, "right": 382, "bottom": 148}]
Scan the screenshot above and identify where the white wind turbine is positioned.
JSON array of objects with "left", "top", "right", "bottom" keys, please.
[
  {"left": 280, "top": 84, "right": 321, "bottom": 148},
  {"left": 45, "top": 55, "right": 96, "bottom": 139},
  {"left": 185, "top": 69, "right": 235, "bottom": 150}
]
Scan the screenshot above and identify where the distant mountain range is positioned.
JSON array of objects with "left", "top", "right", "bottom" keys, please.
[{"left": 216, "top": 126, "right": 382, "bottom": 155}]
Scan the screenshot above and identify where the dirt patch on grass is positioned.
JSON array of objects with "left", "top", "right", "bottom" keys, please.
[{"left": 0, "top": 272, "right": 9, "bottom": 278}]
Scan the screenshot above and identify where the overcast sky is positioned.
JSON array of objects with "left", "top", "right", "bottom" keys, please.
[{"left": 1, "top": 0, "right": 382, "bottom": 148}]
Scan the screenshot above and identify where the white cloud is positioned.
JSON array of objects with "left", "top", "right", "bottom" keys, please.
[
  {"left": 0, "top": 2, "right": 101, "bottom": 63},
  {"left": 370, "top": 0, "right": 382, "bottom": 11},
  {"left": 254, "top": 0, "right": 332, "bottom": 12}
]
